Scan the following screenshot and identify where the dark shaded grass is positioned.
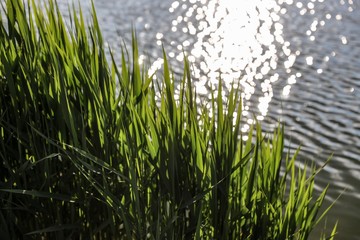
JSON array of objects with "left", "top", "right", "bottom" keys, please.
[{"left": 0, "top": 0, "right": 337, "bottom": 239}]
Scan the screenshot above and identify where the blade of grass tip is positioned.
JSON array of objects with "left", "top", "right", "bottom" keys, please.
[
  {"left": 120, "top": 46, "right": 130, "bottom": 91},
  {"left": 315, "top": 188, "right": 345, "bottom": 227},
  {"left": 183, "top": 54, "right": 193, "bottom": 108},
  {"left": 74, "top": 1, "right": 88, "bottom": 52},
  {"left": 141, "top": 74, "right": 153, "bottom": 98},
  {"left": 5, "top": 0, "right": 16, "bottom": 38},
  {"left": 233, "top": 90, "right": 242, "bottom": 141},
  {"left": 280, "top": 147, "right": 300, "bottom": 187},
  {"left": 14, "top": 0, "right": 31, "bottom": 51},
  {"left": 131, "top": 31, "right": 141, "bottom": 99},
  {"left": 272, "top": 125, "right": 284, "bottom": 182},
  {"left": 307, "top": 154, "right": 333, "bottom": 184},
  {"left": 243, "top": 123, "right": 254, "bottom": 158},
  {"left": 326, "top": 221, "right": 338, "bottom": 240},
  {"left": 91, "top": 0, "right": 103, "bottom": 45},
  {"left": 178, "top": 65, "right": 186, "bottom": 130},
  {"left": 53, "top": 0, "right": 70, "bottom": 49},
  {"left": 27, "top": 4, "right": 38, "bottom": 69},
  {"left": 161, "top": 45, "right": 175, "bottom": 125}
]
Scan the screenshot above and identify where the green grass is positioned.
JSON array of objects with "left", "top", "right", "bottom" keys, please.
[{"left": 0, "top": 0, "right": 337, "bottom": 239}]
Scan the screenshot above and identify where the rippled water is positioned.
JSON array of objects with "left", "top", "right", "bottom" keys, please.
[{"left": 19, "top": 0, "right": 360, "bottom": 238}]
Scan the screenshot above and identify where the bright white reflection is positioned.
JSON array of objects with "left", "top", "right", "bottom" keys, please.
[
  {"left": 188, "top": 0, "right": 288, "bottom": 121},
  {"left": 340, "top": 35, "right": 348, "bottom": 44},
  {"left": 148, "top": 0, "right": 299, "bottom": 126},
  {"left": 306, "top": 56, "right": 314, "bottom": 65}
]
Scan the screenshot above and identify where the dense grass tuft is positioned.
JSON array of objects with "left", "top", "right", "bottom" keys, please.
[{"left": 0, "top": 0, "right": 337, "bottom": 239}]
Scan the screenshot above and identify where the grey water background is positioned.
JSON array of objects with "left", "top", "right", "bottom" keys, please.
[{"left": 58, "top": 0, "right": 358, "bottom": 238}]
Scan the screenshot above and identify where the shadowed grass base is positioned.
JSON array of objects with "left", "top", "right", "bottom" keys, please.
[{"left": 0, "top": 0, "right": 337, "bottom": 239}]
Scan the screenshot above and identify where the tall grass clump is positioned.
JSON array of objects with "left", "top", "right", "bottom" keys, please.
[{"left": 0, "top": 0, "right": 337, "bottom": 239}]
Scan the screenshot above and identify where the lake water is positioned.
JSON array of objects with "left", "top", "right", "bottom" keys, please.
[{"left": 45, "top": 0, "right": 360, "bottom": 238}]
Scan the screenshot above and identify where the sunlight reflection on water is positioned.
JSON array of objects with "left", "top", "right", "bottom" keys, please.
[
  {"left": 142, "top": 0, "right": 356, "bottom": 143},
  {"left": 147, "top": 0, "right": 298, "bottom": 137}
]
